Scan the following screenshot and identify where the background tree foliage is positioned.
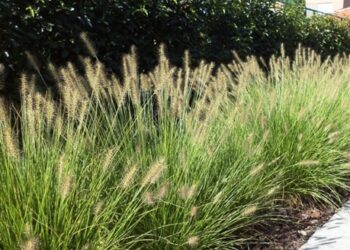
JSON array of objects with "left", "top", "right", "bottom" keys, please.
[{"left": 1, "top": 0, "right": 350, "bottom": 95}]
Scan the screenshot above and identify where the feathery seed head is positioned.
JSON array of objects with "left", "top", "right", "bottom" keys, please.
[
  {"left": 187, "top": 236, "right": 199, "bottom": 248},
  {"left": 60, "top": 175, "right": 74, "bottom": 199},
  {"left": 81, "top": 244, "right": 92, "bottom": 250},
  {"left": 213, "top": 191, "right": 223, "bottom": 204},
  {"left": 261, "top": 116, "right": 268, "bottom": 128},
  {"left": 54, "top": 114, "right": 64, "bottom": 134},
  {"left": 21, "top": 237, "right": 39, "bottom": 250},
  {"left": 56, "top": 154, "right": 65, "bottom": 180},
  {"left": 93, "top": 200, "right": 104, "bottom": 216},
  {"left": 80, "top": 32, "right": 98, "bottom": 58},
  {"left": 262, "top": 130, "right": 270, "bottom": 143},
  {"left": 78, "top": 101, "right": 89, "bottom": 125},
  {"left": 179, "top": 184, "right": 197, "bottom": 200},
  {"left": 20, "top": 74, "right": 28, "bottom": 99},
  {"left": 34, "top": 92, "right": 44, "bottom": 115},
  {"left": 328, "top": 131, "right": 341, "bottom": 143},
  {"left": 3, "top": 126, "right": 19, "bottom": 159},
  {"left": 298, "top": 133, "right": 303, "bottom": 141},
  {"left": 68, "top": 90, "right": 79, "bottom": 119},
  {"left": 44, "top": 99, "right": 55, "bottom": 126},
  {"left": 342, "top": 162, "right": 350, "bottom": 169},
  {"left": 141, "top": 158, "right": 166, "bottom": 187},
  {"left": 129, "top": 78, "right": 141, "bottom": 106},
  {"left": 143, "top": 191, "right": 155, "bottom": 205},
  {"left": 140, "top": 73, "right": 152, "bottom": 91},
  {"left": 249, "top": 163, "right": 265, "bottom": 177},
  {"left": 111, "top": 79, "right": 124, "bottom": 104},
  {"left": 190, "top": 206, "right": 199, "bottom": 218},
  {"left": 67, "top": 62, "right": 85, "bottom": 94},
  {"left": 267, "top": 157, "right": 281, "bottom": 166},
  {"left": 83, "top": 58, "right": 101, "bottom": 94},
  {"left": 102, "top": 148, "right": 114, "bottom": 171},
  {"left": 25, "top": 51, "right": 40, "bottom": 73},
  {"left": 156, "top": 181, "right": 170, "bottom": 200},
  {"left": 297, "top": 108, "right": 307, "bottom": 120},
  {"left": 324, "top": 124, "right": 332, "bottom": 132},
  {"left": 297, "top": 160, "right": 320, "bottom": 166},
  {"left": 176, "top": 96, "right": 185, "bottom": 118},
  {"left": 241, "top": 205, "right": 258, "bottom": 217},
  {"left": 246, "top": 133, "right": 254, "bottom": 146},
  {"left": 207, "top": 146, "right": 214, "bottom": 157},
  {"left": 121, "top": 164, "right": 138, "bottom": 189},
  {"left": 0, "top": 97, "right": 7, "bottom": 123},
  {"left": 267, "top": 185, "right": 279, "bottom": 196},
  {"left": 343, "top": 151, "right": 350, "bottom": 160},
  {"left": 158, "top": 44, "right": 166, "bottom": 63},
  {"left": 48, "top": 63, "right": 60, "bottom": 83}
]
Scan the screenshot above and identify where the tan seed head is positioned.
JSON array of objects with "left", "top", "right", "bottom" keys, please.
[
  {"left": 241, "top": 205, "right": 258, "bottom": 217},
  {"left": 21, "top": 237, "right": 39, "bottom": 250},
  {"left": 297, "top": 160, "right": 320, "bottom": 166},
  {"left": 190, "top": 206, "right": 198, "bottom": 218},
  {"left": 121, "top": 164, "right": 138, "bottom": 189},
  {"left": 156, "top": 182, "right": 170, "bottom": 200},
  {"left": 3, "top": 126, "right": 19, "bottom": 159},
  {"left": 249, "top": 163, "right": 265, "bottom": 177},
  {"left": 143, "top": 191, "right": 155, "bottom": 205},
  {"left": 102, "top": 148, "right": 114, "bottom": 171},
  {"left": 60, "top": 175, "right": 74, "bottom": 199},
  {"left": 141, "top": 158, "right": 166, "bottom": 187},
  {"left": 93, "top": 200, "right": 104, "bottom": 216},
  {"left": 187, "top": 236, "right": 199, "bottom": 248},
  {"left": 328, "top": 131, "right": 341, "bottom": 143},
  {"left": 179, "top": 184, "right": 197, "bottom": 200},
  {"left": 213, "top": 191, "right": 223, "bottom": 204},
  {"left": 80, "top": 32, "right": 98, "bottom": 58}
]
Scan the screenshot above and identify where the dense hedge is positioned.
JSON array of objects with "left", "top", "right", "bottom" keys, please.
[
  {"left": 0, "top": 1, "right": 288, "bottom": 72},
  {"left": 1, "top": 0, "right": 350, "bottom": 93}
]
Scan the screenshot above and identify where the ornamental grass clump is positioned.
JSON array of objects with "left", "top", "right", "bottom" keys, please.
[{"left": 1, "top": 42, "right": 350, "bottom": 249}]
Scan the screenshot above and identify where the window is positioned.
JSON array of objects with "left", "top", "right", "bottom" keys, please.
[{"left": 345, "top": 0, "right": 350, "bottom": 8}]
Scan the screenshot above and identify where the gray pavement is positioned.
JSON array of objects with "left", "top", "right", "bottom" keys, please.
[{"left": 300, "top": 201, "right": 350, "bottom": 250}]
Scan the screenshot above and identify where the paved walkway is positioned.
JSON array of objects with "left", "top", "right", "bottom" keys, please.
[{"left": 300, "top": 201, "right": 350, "bottom": 250}]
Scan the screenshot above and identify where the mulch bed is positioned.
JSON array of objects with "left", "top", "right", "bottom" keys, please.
[
  {"left": 245, "top": 192, "right": 350, "bottom": 250},
  {"left": 251, "top": 205, "right": 337, "bottom": 250}
]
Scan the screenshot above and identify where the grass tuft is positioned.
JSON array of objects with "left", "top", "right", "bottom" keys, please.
[{"left": 1, "top": 45, "right": 350, "bottom": 249}]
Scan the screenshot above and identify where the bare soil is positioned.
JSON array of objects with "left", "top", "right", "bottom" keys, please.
[{"left": 250, "top": 206, "right": 337, "bottom": 250}]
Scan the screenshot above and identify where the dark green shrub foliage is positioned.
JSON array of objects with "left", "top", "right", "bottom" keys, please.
[
  {"left": 0, "top": 0, "right": 279, "bottom": 72},
  {"left": 304, "top": 15, "right": 350, "bottom": 56},
  {"left": 1, "top": 0, "right": 350, "bottom": 89}
]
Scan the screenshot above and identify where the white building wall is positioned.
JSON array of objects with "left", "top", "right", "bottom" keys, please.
[{"left": 306, "top": 0, "right": 344, "bottom": 13}]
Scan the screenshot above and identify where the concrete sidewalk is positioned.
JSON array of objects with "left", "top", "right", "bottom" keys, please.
[{"left": 300, "top": 201, "right": 350, "bottom": 250}]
